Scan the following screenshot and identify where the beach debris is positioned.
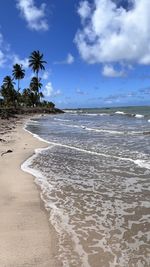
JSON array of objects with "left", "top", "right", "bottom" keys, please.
[
  {"left": 1, "top": 149, "right": 13, "bottom": 156},
  {"left": 0, "top": 138, "right": 6, "bottom": 142}
]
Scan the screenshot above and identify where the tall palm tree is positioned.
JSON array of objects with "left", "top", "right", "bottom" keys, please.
[
  {"left": 12, "top": 64, "right": 25, "bottom": 91},
  {"left": 28, "top": 50, "right": 47, "bottom": 79}
]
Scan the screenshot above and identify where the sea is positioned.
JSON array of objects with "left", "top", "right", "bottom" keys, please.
[{"left": 22, "top": 106, "right": 150, "bottom": 267}]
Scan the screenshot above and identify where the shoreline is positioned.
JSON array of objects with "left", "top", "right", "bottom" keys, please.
[{"left": 0, "top": 116, "right": 61, "bottom": 267}]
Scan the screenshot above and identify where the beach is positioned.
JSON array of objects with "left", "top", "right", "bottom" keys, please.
[{"left": 0, "top": 116, "right": 60, "bottom": 267}]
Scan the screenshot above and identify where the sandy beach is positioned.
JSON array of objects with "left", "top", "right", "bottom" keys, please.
[{"left": 0, "top": 116, "right": 60, "bottom": 267}]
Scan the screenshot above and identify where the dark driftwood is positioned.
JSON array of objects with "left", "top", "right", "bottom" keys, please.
[
  {"left": 0, "top": 138, "right": 6, "bottom": 142},
  {"left": 1, "top": 149, "right": 13, "bottom": 156}
]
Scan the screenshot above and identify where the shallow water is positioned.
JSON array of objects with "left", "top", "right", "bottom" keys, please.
[{"left": 23, "top": 108, "right": 150, "bottom": 267}]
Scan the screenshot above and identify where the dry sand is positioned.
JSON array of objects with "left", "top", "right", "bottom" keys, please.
[{"left": 0, "top": 116, "right": 61, "bottom": 267}]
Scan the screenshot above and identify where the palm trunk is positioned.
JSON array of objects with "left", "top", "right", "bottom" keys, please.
[
  {"left": 36, "top": 70, "right": 39, "bottom": 106},
  {"left": 18, "top": 79, "right": 20, "bottom": 92}
]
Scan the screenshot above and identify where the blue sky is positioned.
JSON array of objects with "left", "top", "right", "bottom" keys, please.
[{"left": 0, "top": 0, "right": 150, "bottom": 108}]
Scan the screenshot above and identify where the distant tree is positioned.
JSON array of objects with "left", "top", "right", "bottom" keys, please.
[
  {"left": 41, "top": 100, "right": 55, "bottom": 109},
  {"left": 22, "top": 88, "right": 32, "bottom": 107},
  {"left": 12, "top": 64, "right": 25, "bottom": 91},
  {"left": 0, "top": 76, "right": 17, "bottom": 107},
  {"left": 30, "top": 77, "right": 42, "bottom": 92},
  {"left": 30, "top": 77, "right": 43, "bottom": 106},
  {"left": 47, "top": 101, "right": 55, "bottom": 109},
  {"left": 29, "top": 50, "right": 47, "bottom": 80}
]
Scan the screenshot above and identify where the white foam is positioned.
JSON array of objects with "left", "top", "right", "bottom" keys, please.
[
  {"left": 58, "top": 122, "right": 125, "bottom": 135},
  {"left": 135, "top": 114, "right": 144, "bottom": 118},
  {"left": 54, "top": 118, "right": 71, "bottom": 122},
  {"left": 115, "top": 111, "right": 126, "bottom": 115},
  {"left": 85, "top": 127, "right": 124, "bottom": 135},
  {"left": 63, "top": 110, "right": 77, "bottom": 114},
  {"left": 84, "top": 113, "right": 98, "bottom": 116},
  {"left": 134, "top": 159, "right": 150, "bottom": 170}
]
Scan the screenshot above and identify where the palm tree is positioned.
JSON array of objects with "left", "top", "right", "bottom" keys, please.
[
  {"left": 29, "top": 50, "right": 47, "bottom": 79},
  {"left": 1, "top": 76, "right": 16, "bottom": 106},
  {"left": 3, "top": 75, "right": 15, "bottom": 88},
  {"left": 22, "top": 88, "right": 32, "bottom": 107},
  {"left": 30, "top": 77, "right": 42, "bottom": 92},
  {"left": 29, "top": 77, "right": 43, "bottom": 106},
  {"left": 12, "top": 64, "right": 25, "bottom": 91}
]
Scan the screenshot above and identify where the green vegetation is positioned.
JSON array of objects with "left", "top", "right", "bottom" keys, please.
[{"left": 0, "top": 50, "right": 57, "bottom": 112}]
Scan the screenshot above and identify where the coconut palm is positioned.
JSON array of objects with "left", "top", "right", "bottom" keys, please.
[
  {"left": 3, "top": 76, "right": 15, "bottom": 88},
  {"left": 29, "top": 50, "right": 47, "bottom": 79},
  {"left": 29, "top": 77, "right": 43, "bottom": 106},
  {"left": 1, "top": 76, "right": 16, "bottom": 106},
  {"left": 22, "top": 88, "right": 32, "bottom": 107},
  {"left": 12, "top": 64, "right": 25, "bottom": 91},
  {"left": 30, "top": 77, "right": 42, "bottom": 92}
]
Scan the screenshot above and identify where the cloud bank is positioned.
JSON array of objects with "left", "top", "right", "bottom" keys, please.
[
  {"left": 43, "top": 82, "right": 61, "bottom": 98},
  {"left": 16, "top": 0, "right": 48, "bottom": 31},
  {"left": 75, "top": 0, "right": 150, "bottom": 65}
]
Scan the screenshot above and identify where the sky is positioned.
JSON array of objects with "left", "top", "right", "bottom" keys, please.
[{"left": 0, "top": 0, "right": 150, "bottom": 109}]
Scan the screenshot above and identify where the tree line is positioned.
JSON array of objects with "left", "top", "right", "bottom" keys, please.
[{"left": 0, "top": 50, "right": 55, "bottom": 110}]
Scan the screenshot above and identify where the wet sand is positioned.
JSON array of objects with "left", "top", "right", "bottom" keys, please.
[{"left": 0, "top": 116, "right": 60, "bottom": 267}]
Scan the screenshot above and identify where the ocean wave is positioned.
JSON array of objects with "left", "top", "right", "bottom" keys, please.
[
  {"left": 57, "top": 122, "right": 144, "bottom": 136},
  {"left": 63, "top": 110, "right": 78, "bottom": 114},
  {"left": 85, "top": 127, "right": 124, "bottom": 135},
  {"left": 26, "top": 126, "right": 150, "bottom": 170},
  {"left": 115, "top": 111, "right": 146, "bottom": 119},
  {"left": 26, "top": 120, "right": 40, "bottom": 125},
  {"left": 134, "top": 114, "right": 144, "bottom": 118},
  {"left": 115, "top": 111, "right": 127, "bottom": 115},
  {"left": 134, "top": 159, "right": 150, "bottom": 169},
  {"left": 54, "top": 118, "right": 71, "bottom": 122},
  {"left": 81, "top": 113, "right": 109, "bottom": 117}
]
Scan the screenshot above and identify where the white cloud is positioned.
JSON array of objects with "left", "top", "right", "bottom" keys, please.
[
  {"left": 43, "top": 82, "right": 61, "bottom": 98},
  {"left": 75, "top": 0, "right": 150, "bottom": 65},
  {"left": 41, "top": 70, "right": 50, "bottom": 80},
  {"left": 16, "top": 0, "right": 48, "bottom": 31},
  {"left": 43, "top": 82, "right": 53, "bottom": 97},
  {"left": 12, "top": 54, "right": 29, "bottom": 68},
  {"left": 54, "top": 53, "right": 74, "bottom": 64},
  {"left": 78, "top": 1, "right": 91, "bottom": 20},
  {"left": 66, "top": 53, "right": 74, "bottom": 64},
  {"left": 0, "top": 33, "right": 7, "bottom": 67},
  {"left": 0, "top": 32, "right": 28, "bottom": 69},
  {"left": 0, "top": 50, "right": 6, "bottom": 67},
  {"left": 53, "top": 89, "right": 61, "bottom": 97},
  {"left": 102, "top": 65, "right": 126, "bottom": 77}
]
